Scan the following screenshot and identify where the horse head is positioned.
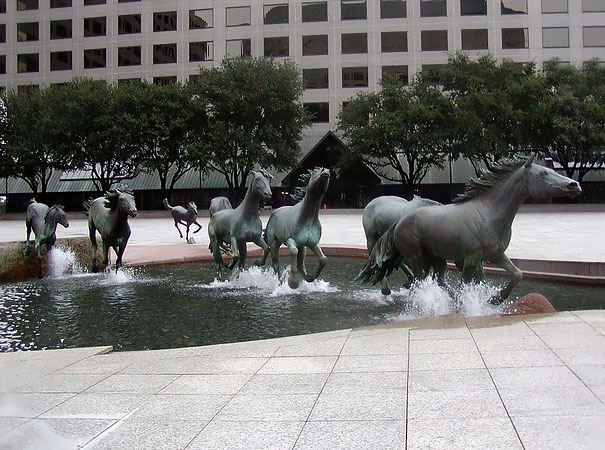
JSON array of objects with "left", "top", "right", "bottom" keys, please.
[
  {"left": 250, "top": 170, "right": 273, "bottom": 202},
  {"left": 46, "top": 204, "right": 69, "bottom": 228},
  {"left": 307, "top": 167, "right": 331, "bottom": 196},
  {"left": 523, "top": 155, "right": 582, "bottom": 199},
  {"left": 187, "top": 201, "right": 198, "bottom": 215},
  {"left": 104, "top": 189, "right": 138, "bottom": 217}
]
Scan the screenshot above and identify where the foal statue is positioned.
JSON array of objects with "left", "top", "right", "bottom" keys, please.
[
  {"left": 258, "top": 168, "right": 331, "bottom": 289},
  {"left": 24, "top": 199, "right": 70, "bottom": 259},
  {"left": 84, "top": 188, "right": 137, "bottom": 272},
  {"left": 163, "top": 198, "right": 202, "bottom": 244},
  {"left": 208, "top": 171, "right": 273, "bottom": 271},
  {"left": 358, "top": 156, "right": 581, "bottom": 303}
]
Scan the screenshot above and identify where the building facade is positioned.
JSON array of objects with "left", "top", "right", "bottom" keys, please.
[{"left": 1, "top": 0, "right": 605, "bottom": 206}]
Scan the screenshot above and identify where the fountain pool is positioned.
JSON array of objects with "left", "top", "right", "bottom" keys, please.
[{"left": 1, "top": 257, "right": 603, "bottom": 352}]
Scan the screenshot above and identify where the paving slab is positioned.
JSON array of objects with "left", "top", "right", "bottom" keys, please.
[
  {"left": 309, "top": 392, "right": 407, "bottom": 421},
  {"left": 512, "top": 415, "right": 605, "bottom": 450},
  {"left": 240, "top": 373, "right": 328, "bottom": 395},
  {"left": 159, "top": 374, "right": 252, "bottom": 395},
  {"left": 408, "top": 369, "right": 493, "bottom": 392},
  {"left": 40, "top": 393, "right": 151, "bottom": 420},
  {"left": 333, "top": 354, "right": 408, "bottom": 373},
  {"left": 407, "top": 389, "right": 507, "bottom": 420},
  {"left": 295, "top": 420, "right": 406, "bottom": 450},
  {"left": 127, "top": 394, "right": 230, "bottom": 422},
  {"left": 216, "top": 394, "right": 318, "bottom": 422}
]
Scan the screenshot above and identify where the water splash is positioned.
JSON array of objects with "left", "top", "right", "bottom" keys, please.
[
  {"left": 99, "top": 267, "right": 141, "bottom": 286},
  {"left": 47, "top": 247, "right": 84, "bottom": 278},
  {"left": 201, "top": 266, "right": 339, "bottom": 297}
]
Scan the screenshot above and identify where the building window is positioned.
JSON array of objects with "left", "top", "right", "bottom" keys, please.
[
  {"left": 17, "top": 53, "right": 39, "bottom": 73},
  {"left": 84, "top": 0, "right": 105, "bottom": 5},
  {"left": 118, "top": 46, "right": 141, "bottom": 66},
  {"left": 382, "top": 65, "right": 408, "bottom": 84},
  {"left": 17, "top": 23, "right": 39, "bottom": 42},
  {"left": 381, "top": 0, "right": 406, "bottom": 18},
  {"left": 119, "top": 0, "right": 140, "bottom": 3},
  {"left": 302, "top": 35, "right": 328, "bottom": 56},
  {"left": 461, "top": 29, "right": 488, "bottom": 50},
  {"left": 543, "top": 27, "right": 569, "bottom": 48},
  {"left": 84, "top": 48, "right": 106, "bottom": 68},
  {"left": 84, "top": 17, "right": 106, "bottom": 37},
  {"left": 302, "top": 1, "right": 327, "bottom": 22},
  {"left": 118, "top": 14, "right": 141, "bottom": 34},
  {"left": 584, "top": 26, "right": 605, "bottom": 47},
  {"left": 342, "top": 33, "right": 367, "bottom": 54},
  {"left": 0, "top": 24, "right": 5, "bottom": 43},
  {"left": 189, "top": 41, "right": 213, "bottom": 62},
  {"left": 420, "top": 0, "right": 447, "bottom": 17},
  {"left": 381, "top": 31, "right": 407, "bottom": 53},
  {"left": 154, "top": 76, "right": 177, "bottom": 85},
  {"left": 421, "top": 30, "right": 448, "bottom": 51},
  {"left": 190, "top": 9, "right": 213, "bottom": 29},
  {"left": 226, "top": 7, "right": 251, "bottom": 27},
  {"left": 422, "top": 64, "right": 446, "bottom": 84},
  {"left": 50, "top": 20, "right": 72, "bottom": 40},
  {"left": 154, "top": 12, "right": 177, "bottom": 32},
  {"left": 501, "top": 0, "right": 527, "bottom": 14},
  {"left": 304, "top": 102, "right": 329, "bottom": 123},
  {"left": 0, "top": 0, "right": 4, "bottom": 13},
  {"left": 51, "top": 0, "right": 71, "bottom": 7},
  {"left": 264, "top": 4, "right": 288, "bottom": 24},
  {"left": 226, "top": 39, "right": 251, "bottom": 58},
  {"left": 342, "top": 67, "right": 368, "bottom": 88},
  {"left": 264, "top": 37, "right": 289, "bottom": 57},
  {"left": 461, "top": 0, "right": 487, "bottom": 15},
  {"left": 583, "top": 0, "right": 605, "bottom": 12},
  {"left": 303, "top": 68, "right": 328, "bottom": 89},
  {"left": 341, "top": 0, "right": 366, "bottom": 20},
  {"left": 153, "top": 43, "right": 177, "bottom": 64},
  {"left": 542, "top": 0, "right": 567, "bottom": 13},
  {"left": 17, "top": 0, "right": 38, "bottom": 10},
  {"left": 118, "top": 78, "right": 140, "bottom": 85},
  {"left": 50, "top": 51, "right": 72, "bottom": 71},
  {"left": 502, "top": 28, "right": 529, "bottom": 49},
  {"left": 0, "top": 55, "right": 5, "bottom": 74}
]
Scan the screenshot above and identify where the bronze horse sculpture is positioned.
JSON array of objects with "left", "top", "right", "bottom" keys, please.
[
  {"left": 84, "top": 188, "right": 137, "bottom": 272},
  {"left": 208, "top": 171, "right": 273, "bottom": 271},
  {"left": 209, "top": 197, "right": 233, "bottom": 218},
  {"left": 358, "top": 156, "right": 582, "bottom": 303},
  {"left": 23, "top": 199, "right": 70, "bottom": 260},
  {"left": 258, "top": 168, "right": 331, "bottom": 288},
  {"left": 163, "top": 198, "right": 202, "bottom": 244}
]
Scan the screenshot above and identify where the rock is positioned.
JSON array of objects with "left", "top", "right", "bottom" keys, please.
[{"left": 503, "top": 293, "right": 556, "bottom": 315}]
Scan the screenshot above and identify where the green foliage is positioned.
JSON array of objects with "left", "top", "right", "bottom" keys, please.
[
  {"left": 189, "top": 57, "right": 308, "bottom": 194},
  {"left": 539, "top": 59, "right": 605, "bottom": 182},
  {"left": 338, "top": 77, "right": 452, "bottom": 197}
]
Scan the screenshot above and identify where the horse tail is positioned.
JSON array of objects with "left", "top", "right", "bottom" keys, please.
[
  {"left": 163, "top": 198, "right": 172, "bottom": 211},
  {"left": 83, "top": 198, "right": 93, "bottom": 217},
  {"left": 355, "top": 223, "right": 403, "bottom": 285}
]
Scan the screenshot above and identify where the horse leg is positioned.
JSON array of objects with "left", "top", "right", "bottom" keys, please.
[
  {"left": 304, "top": 244, "right": 328, "bottom": 282},
  {"left": 286, "top": 238, "right": 301, "bottom": 289},
  {"left": 174, "top": 220, "right": 183, "bottom": 239},
  {"left": 185, "top": 224, "right": 192, "bottom": 244},
  {"left": 23, "top": 222, "right": 32, "bottom": 255},
  {"left": 269, "top": 238, "right": 281, "bottom": 274},
  {"left": 115, "top": 236, "right": 129, "bottom": 270},
  {"left": 89, "top": 224, "right": 99, "bottom": 272},
  {"left": 237, "top": 242, "right": 247, "bottom": 269},
  {"left": 432, "top": 258, "right": 448, "bottom": 288},
  {"left": 252, "top": 236, "right": 270, "bottom": 266},
  {"left": 489, "top": 254, "right": 522, "bottom": 304},
  {"left": 192, "top": 220, "right": 202, "bottom": 234},
  {"left": 102, "top": 239, "right": 111, "bottom": 272},
  {"left": 228, "top": 237, "right": 240, "bottom": 270}
]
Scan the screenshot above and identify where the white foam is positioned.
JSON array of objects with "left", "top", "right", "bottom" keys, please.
[
  {"left": 98, "top": 267, "right": 140, "bottom": 286},
  {"left": 201, "top": 265, "right": 339, "bottom": 297},
  {"left": 47, "top": 247, "right": 84, "bottom": 278}
]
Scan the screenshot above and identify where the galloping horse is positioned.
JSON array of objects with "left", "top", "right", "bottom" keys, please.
[
  {"left": 208, "top": 171, "right": 273, "bottom": 271},
  {"left": 24, "top": 199, "right": 70, "bottom": 259},
  {"left": 163, "top": 198, "right": 202, "bottom": 243},
  {"left": 358, "top": 156, "right": 582, "bottom": 303},
  {"left": 258, "top": 168, "right": 331, "bottom": 288},
  {"left": 209, "top": 197, "right": 233, "bottom": 218},
  {"left": 84, "top": 188, "right": 138, "bottom": 272}
]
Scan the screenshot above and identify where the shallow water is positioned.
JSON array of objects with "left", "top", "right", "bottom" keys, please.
[{"left": 0, "top": 257, "right": 603, "bottom": 352}]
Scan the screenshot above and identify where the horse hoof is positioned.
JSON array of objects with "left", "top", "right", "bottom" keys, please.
[
  {"left": 288, "top": 274, "right": 302, "bottom": 289},
  {"left": 381, "top": 286, "right": 392, "bottom": 296}
]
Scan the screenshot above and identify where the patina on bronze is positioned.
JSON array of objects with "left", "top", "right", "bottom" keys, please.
[
  {"left": 163, "top": 198, "right": 202, "bottom": 244},
  {"left": 84, "top": 188, "right": 137, "bottom": 272},
  {"left": 258, "top": 168, "right": 331, "bottom": 289},
  {"left": 357, "top": 156, "right": 582, "bottom": 303},
  {"left": 23, "top": 199, "right": 70, "bottom": 261}
]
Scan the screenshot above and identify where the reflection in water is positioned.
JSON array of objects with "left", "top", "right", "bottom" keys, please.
[{"left": 0, "top": 258, "right": 603, "bottom": 352}]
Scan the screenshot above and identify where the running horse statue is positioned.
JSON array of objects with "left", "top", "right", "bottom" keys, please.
[
  {"left": 209, "top": 197, "right": 233, "bottom": 218},
  {"left": 84, "top": 188, "right": 138, "bottom": 272},
  {"left": 208, "top": 171, "right": 273, "bottom": 271},
  {"left": 357, "top": 156, "right": 582, "bottom": 303},
  {"left": 23, "top": 199, "right": 70, "bottom": 260},
  {"left": 257, "top": 168, "right": 331, "bottom": 288},
  {"left": 163, "top": 198, "right": 202, "bottom": 244}
]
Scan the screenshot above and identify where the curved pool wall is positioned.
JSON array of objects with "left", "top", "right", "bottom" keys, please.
[{"left": 1, "top": 258, "right": 603, "bottom": 353}]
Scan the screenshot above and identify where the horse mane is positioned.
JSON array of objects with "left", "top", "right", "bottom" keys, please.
[
  {"left": 291, "top": 167, "right": 322, "bottom": 203},
  {"left": 453, "top": 157, "right": 527, "bottom": 204},
  {"left": 45, "top": 204, "right": 65, "bottom": 224},
  {"left": 103, "top": 187, "right": 134, "bottom": 210}
]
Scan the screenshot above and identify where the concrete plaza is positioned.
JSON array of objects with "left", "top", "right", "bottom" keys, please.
[{"left": 1, "top": 311, "right": 604, "bottom": 449}]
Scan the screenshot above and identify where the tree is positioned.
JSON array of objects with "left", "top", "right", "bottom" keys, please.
[
  {"left": 56, "top": 79, "right": 146, "bottom": 192},
  {"left": 539, "top": 59, "right": 605, "bottom": 184},
  {"left": 189, "top": 57, "right": 308, "bottom": 199},
  {"left": 440, "top": 53, "right": 541, "bottom": 175},
  {"left": 337, "top": 77, "right": 452, "bottom": 198},
  {"left": 0, "top": 87, "right": 72, "bottom": 193},
  {"left": 138, "top": 81, "right": 207, "bottom": 202}
]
